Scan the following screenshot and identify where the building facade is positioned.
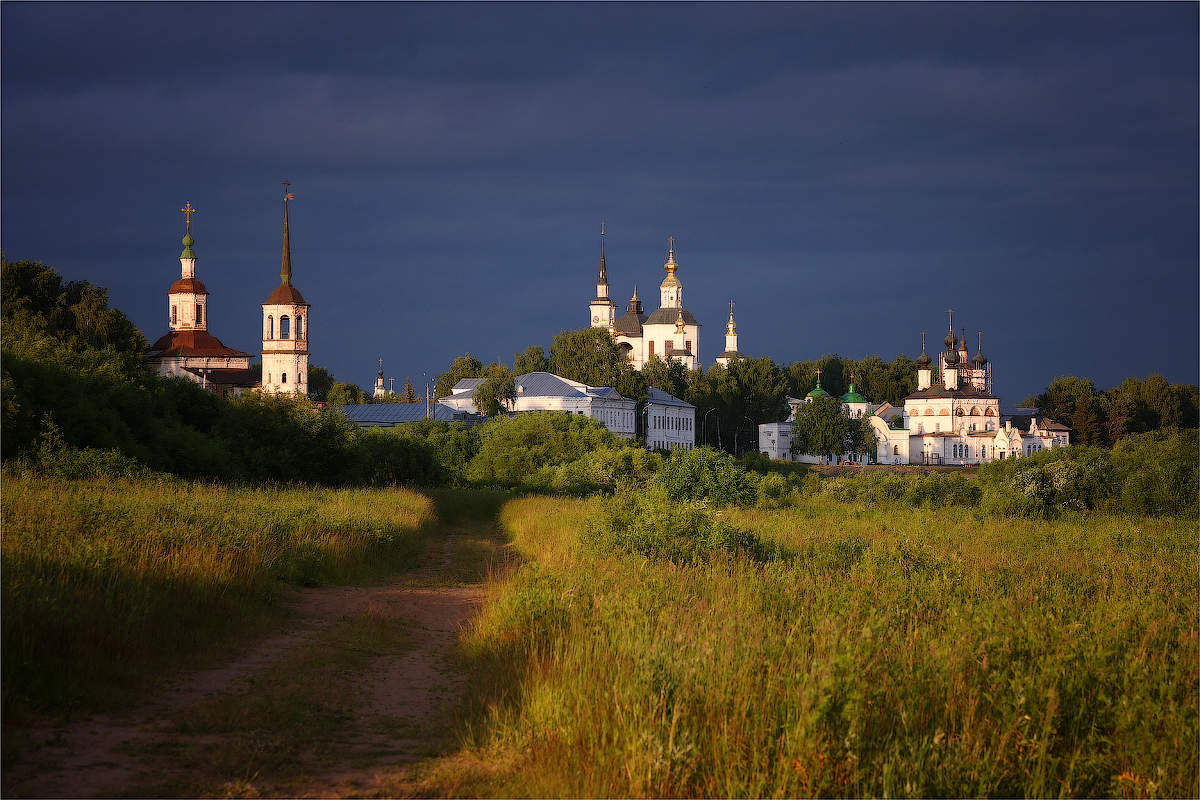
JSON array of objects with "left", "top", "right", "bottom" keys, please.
[
  {"left": 645, "top": 387, "right": 696, "bottom": 451},
  {"left": 146, "top": 205, "right": 256, "bottom": 396}
]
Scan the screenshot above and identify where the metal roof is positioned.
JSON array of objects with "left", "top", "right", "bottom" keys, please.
[
  {"left": 517, "top": 372, "right": 586, "bottom": 397},
  {"left": 338, "top": 403, "right": 479, "bottom": 425},
  {"left": 644, "top": 307, "right": 700, "bottom": 326},
  {"left": 452, "top": 377, "right": 485, "bottom": 392},
  {"left": 646, "top": 387, "right": 694, "bottom": 409}
]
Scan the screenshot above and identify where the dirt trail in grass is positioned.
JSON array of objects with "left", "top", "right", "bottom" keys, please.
[{"left": 4, "top": 492, "right": 509, "bottom": 799}]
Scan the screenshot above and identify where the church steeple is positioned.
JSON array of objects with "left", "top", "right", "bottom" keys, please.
[
  {"left": 589, "top": 220, "right": 617, "bottom": 329},
  {"left": 280, "top": 182, "right": 294, "bottom": 286},
  {"left": 659, "top": 236, "right": 682, "bottom": 308},
  {"left": 168, "top": 200, "right": 208, "bottom": 332}
]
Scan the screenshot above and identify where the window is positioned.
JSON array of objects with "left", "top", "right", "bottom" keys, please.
[
  {"left": 296, "top": 315, "right": 303, "bottom": 339},
  {"left": 196, "top": 303, "right": 203, "bottom": 326},
  {"left": 299, "top": 371, "right": 304, "bottom": 383},
  {"left": 171, "top": 305, "right": 177, "bottom": 324},
  {"left": 268, "top": 316, "right": 274, "bottom": 339},
  {"left": 280, "top": 315, "right": 291, "bottom": 339},
  {"left": 686, "top": 339, "right": 692, "bottom": 352},
  {"left": 893, "top": 445, "right": 900, "bottom": 455},
  {"left": 282, "top": 373, "right": 287, "bottom": 384},
  {"left": 648, "top": 341, "right": 655, "bottom": 357}
]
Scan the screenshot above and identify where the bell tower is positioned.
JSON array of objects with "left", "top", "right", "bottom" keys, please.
[{"left": 261, "top": 183, "right": 310, "bottom": 395}]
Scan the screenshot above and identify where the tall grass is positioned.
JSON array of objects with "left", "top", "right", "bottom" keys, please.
[
  {"left": 2, "top": 473, "right": 434, "bottom": 716},
  {"left": 459, "top": 497, "right": 1198, "bottom": 797}
]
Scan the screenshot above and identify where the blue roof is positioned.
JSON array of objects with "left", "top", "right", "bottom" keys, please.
[
  {"left": 516, "top": 372, "right": 585, "bottom": 398},
  {"left": 646, "top": 387, "right": 694, "bottom": 409},
  {"left": 452, "top": 377, "right": 485, "bottom": 393},
  {"left": 338, "top": 403, "right": 479, "bottom": 425}
]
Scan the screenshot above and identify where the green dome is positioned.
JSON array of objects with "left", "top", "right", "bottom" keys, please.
[
  {"left": 806, "top": 383, "right": 829, "bottom": 399},
  {"left": 180, "top": 232, "right": 196, "bottom": 259},
  {"left": 841, "top": 383, "right": 867, "bottom": 404}
]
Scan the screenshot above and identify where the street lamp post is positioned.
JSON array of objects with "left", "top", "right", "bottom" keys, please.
[{"left": 703, "top": 407, "right": 715, "bottom": 447}]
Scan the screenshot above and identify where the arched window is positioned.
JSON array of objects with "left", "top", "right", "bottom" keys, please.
[
  {"left": 893, "top": 445, "right": 900, "bottom": 455},
  {"left": 924, "top": 408, "right": 934, "bottom": 416},
  {"left": 955, "top": 408, "right": 964, "bottom": 416},
  {"left": 282, "top": 372, "right": 288, "bottom": 384},
  {"left": 985, "top": 407, "right": 996, "bottom": 416},
  {"left": 196, "top": 303, "right": 203, "bottom": 326},
  {"left": 299, "top": 371, "right": 304, "bottom": 383},
  {"left": 171, "top": 305, "right": 178, "bottom": 325},
  {"left": 969, "top": 407, "right": 980, "bottom": 416},
  {"left": 280, "top": 315, "right": 291, "bottom": 339},
  {"left": 296, "top": 315, "right": 303, "bottom": 339},
  {"left": 267, "top": 316, "right": 274, "bottom": 339}
]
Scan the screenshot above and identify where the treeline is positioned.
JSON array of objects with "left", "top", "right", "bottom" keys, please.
[
  {"left": 1, "top": 259, "right": 438, "bottom": 485},
  {"left": 1022, "top": 375, "right": 1199, "bottom": 446}
]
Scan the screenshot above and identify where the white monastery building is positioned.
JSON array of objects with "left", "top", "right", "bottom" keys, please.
[
  {"left": 442, "top": 372, "right": 639, "bottom": 440},
  {"left": 760, "top": 312, "right": 1070, "bottom": 465},
  {"left": 645, "top": 387, "right": 697, "bottom": 451}
]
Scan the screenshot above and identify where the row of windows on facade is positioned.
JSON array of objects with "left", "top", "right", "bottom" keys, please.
[
  {"left": 651, "top": 415, "right": 692, "bottom": 432},
  {"left": 171, "top": 304, "right": 204, "bottom": 325},
  {"left": 594, "top": 409, "right": 634, "bottom": 428},
  {"left": 652, "top": 440, "right": 694, "bottom": 451},
  {"left": 265, "top": 314, "right": 305, "bottom": 340},
  {"left": 647, "top": 340, "right": 692, "bottom": 358},
  {"left": 908, "top": 406, "right": 997, "bottom": 417},
  {"left": 266, "top": 371, "right": 304, "bottom": 385},
  {"left": 912, "top": 421, "right": 996, "bottom": 434}
]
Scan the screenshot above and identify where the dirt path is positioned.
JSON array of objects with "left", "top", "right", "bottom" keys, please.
[{"left": 4, "top": 514, "right": 504, "bottom": 798}]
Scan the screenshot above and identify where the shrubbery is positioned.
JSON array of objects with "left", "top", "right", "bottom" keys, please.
[{"left": 586, "top": 484, "right": 777, "bottom": 565}]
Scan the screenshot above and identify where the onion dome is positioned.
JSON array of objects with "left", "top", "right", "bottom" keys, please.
[
  {"left": 660, "top": 236, "right": 681, "bottom": 289},
  {"left": 841, "top": 375, "right": 867, "bottom": 404},
  {"left": 971, "top": 332, "right": 987, "bottom": 366},
  {"left": 944, "top": 346, "right": 959, "bottom": 367},
  {"left": 674, "top": 309, "right": 686, "bottom": 334},
  {"left": 916, "top": 332, "right": 932, "bottom": 367},
  {"left": 944, "top": 329, "right": 956, "bottom": 350},
  {"left": 806, "top": 369, "right": 830, "bottom": 399},
  {"left": 626, "top": 287, "right": 643, "bottom": 314},
  {"left": 180, "top": 232, "right": 196, "bottom": 260}
]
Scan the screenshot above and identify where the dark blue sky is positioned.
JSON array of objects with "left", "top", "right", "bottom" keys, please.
[{"left": 3, "top": 3, "right": 1197, "bottom": 401}]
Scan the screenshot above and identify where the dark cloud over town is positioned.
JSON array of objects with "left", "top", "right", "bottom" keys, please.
[{"left": 3, "top": 3, "right": 1196, "bottom": 399}]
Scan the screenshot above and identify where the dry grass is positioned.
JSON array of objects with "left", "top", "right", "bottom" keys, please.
[
  {"left": 2, "top": 473, "right": 434, "bottom": 718},
  {"left": 447, "top": 496, "right": 1198, "bottom": 798}
]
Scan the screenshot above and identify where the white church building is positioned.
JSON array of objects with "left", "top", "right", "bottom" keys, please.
[
  {"left": 147, "top": 190, "right": 311, "bottom": 397},
  {"left": 441, "top": 372, "right": 639, "bottom": 439},
  {"left": 591, "top": 228, "right": 745, "bottom": 369}
]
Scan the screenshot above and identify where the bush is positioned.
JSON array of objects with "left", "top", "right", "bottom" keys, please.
[
  {"left": 466, "top": 412, "right": 623, "bottom": 487},
  {"left": 654, "top": 446, "right": 759, "bottom": 508},
  {"left": 586, "top": 485, "right": 778, "bottom": 565}
]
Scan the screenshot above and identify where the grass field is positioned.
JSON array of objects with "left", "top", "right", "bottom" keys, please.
[
  {"left": 1, "top": 473, "right": 435, "bottom": 718},
  {"left": 447, "top": 496, "right": 1198, "bottom": 798}
]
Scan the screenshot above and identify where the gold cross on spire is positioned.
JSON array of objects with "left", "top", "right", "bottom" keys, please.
[
  {"left": 669, "top": 235, "right": 675, "bottom": 252},
  {"left": 180, "top": 201, "right": 197, "bottom": 232},
  {"left": 947, "top": 308, "right": 954, "bottom": 330},
  {"left": 601, "top": 219, "right": 605, "bottom": 237},
  {"left": 729, "top": 298, "right": 735, "bottom": 316},
  {"left": 815, "top": 368, "right": 822, "bottom": 380},
  {"left": 283, "top": 180, "right": 293, "bottom": 202}
]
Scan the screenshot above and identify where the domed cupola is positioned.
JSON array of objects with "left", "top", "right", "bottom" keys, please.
[
  {"left": 972, "top": 331, "right": 988, "bottom": 367},
  {"left": 806, "top": 369, "right": 830, "bottom": 400},
  {"left": 841, "top": 374, "right": 867, "bottom": 405},
  {"left": 916, "top": 331, "right": 932, "bottom": 368}
]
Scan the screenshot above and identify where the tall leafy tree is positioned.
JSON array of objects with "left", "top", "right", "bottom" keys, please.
[
  {"left": 513, "top": 345, "right": 550, "bottom": 375},
  {"left": 402, "top": 376, "right": 418, "bottom": 403},
  {"left": 549, "top": 328, "right": 625, "bottom": 388},
  {"left": 306, "top": 364, "right": 336, "bottom": 403},
  {"left": 791, "top": 394, "right": 851, "bottom": 463},
  {"left": 434, "top": 353, "right": 484, "bottom": 398},
  {"left": 472, "top": 363, "right": 517, "bottom": 418},
  {"left": 326, "top": 381, "right": 365, "bottom": 406}
]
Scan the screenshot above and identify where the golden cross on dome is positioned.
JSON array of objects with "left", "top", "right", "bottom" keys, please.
[
  {"left": 180, "top": 201, "right": 196, "bottom": 232},
  {"left": 669, "top": 235, "right": 675, "bottom": 251},
  {"left": 283, "top": 180, "right": 293, "bottom": 202},
  {"left": 815, "top": 368, "right": 822, "bottom": 380},
  {"left": 601, "top": 219, "right": 605, "bottom": 237},
  {"left": 729, "top": 298, "right": 735, "bottom": 315}
]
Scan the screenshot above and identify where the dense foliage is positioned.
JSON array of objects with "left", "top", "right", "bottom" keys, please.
[{"left": 1023, "top": 374, "right": 1199, "bottom": 446}]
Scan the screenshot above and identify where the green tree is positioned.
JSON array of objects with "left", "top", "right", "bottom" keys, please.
[
  {"left": 402, "top": 376, "right": 418, "bottom": 403},
  {"left": 549, "top": 328, "right": 625, "bottom": 388},
  {"left": 306, "top": 364, "right": 336, "bottom": 403},
  {"left": 514, "top": 345, "right": 550, "bottom": 375},
  {"left": 791, "top": 395, "right": 850, "bottom": 463},
  {"left": 327, "top": 381, "right": 365, "bottom": 406},
  {"left": 641, "top": 355, "right": 688, "bottom": 399},
  {"left": 434, "top": 353, "right": 483, "bottom": 398},
  {"left": 848, "top": 414, "right": 879, "bottom": 461},
  {"left": 473, "top": 363, "right": 517, "bottom": 418}
]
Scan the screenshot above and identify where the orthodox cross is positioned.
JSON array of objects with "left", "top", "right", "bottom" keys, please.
[
  {"left": 601, "top": 219, "right": 605, "bottom": 237},
  {"left": 729, "top": 298, "right": 735, "bottom": 315},
  {"left": 283, "top": 180, "right": 293, "bottom": 202},
  {"left": 378, "top": 356, "right": 383, "bottom": 373},
  {"left": 815, "top": 368, "right": 822, "bottom": 381},
  {"left": 947, "top": 308, "right": 954, "bottom": 331},
  {"left": 669, "top": 235, "right": 675, "bottom": 251},
  {"left": 180, "top": 201, "right": 197, "bottom": 232}
]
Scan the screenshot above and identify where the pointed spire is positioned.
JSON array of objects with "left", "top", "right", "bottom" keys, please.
[
  {"left": 665, "top": 236, "right": 678, "bottom": 273},
  {"left": 280, "top": 182, "right": 294, "bottom": 286},
  {"left": 675, "top": 308, "right": 686, "bottom": 334},
  {"left": 378, "top": 356, "right": 384, "bottom": 379},
  {"left": 973, "top": 330, "right": 988, "bottom": 366},
  {"left": 598, "top": 219, "right": 608, "bottom": 286}
]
